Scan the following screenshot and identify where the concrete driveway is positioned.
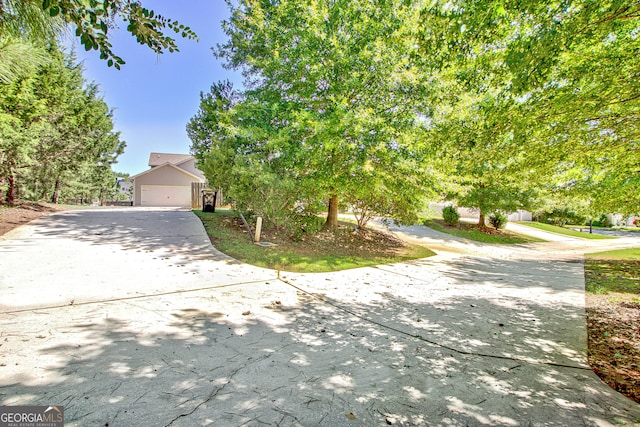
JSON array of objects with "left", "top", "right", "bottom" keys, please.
[{"left": 1, "top": 208, "right": 639, "bottom": 426}]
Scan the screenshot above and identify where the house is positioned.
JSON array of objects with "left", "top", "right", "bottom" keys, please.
[
  {"left": 131, "top": 153, "right": 206, "bottom": 207},
  {"left": 115, "top": 177, "right": 133, "bottom": 201},
  {"left": 428, "top": 203, "right": 532, "bottom": 222}
]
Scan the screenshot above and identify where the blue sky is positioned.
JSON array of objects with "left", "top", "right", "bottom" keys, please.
[{"left": 69, "top": 1, "right": 242, "bottom": 176}]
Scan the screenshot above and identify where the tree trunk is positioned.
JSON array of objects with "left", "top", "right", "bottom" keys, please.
[
  {"left": 324, "top": 192, "right": 339, "bottom": 230},
  {"left": 478, "top": 212, "right": 486, "bottom": 228},
  {"left": 6, "top": 174, "right": 16, "bottom": 206},
  {"left": 51, "top": 180, "right": 60, "bottom": 204}
]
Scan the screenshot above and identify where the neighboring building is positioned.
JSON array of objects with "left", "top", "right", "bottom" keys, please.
[
  {"left": 428, "top": 203, "right": 532, "bottom": 222},
  {"left": 607, "top": 213, "right": 640, "bottom": 227},
  {"left": 115, "top": 177, "right": 133, "bottom": 201},
  {"left": 131, "top": 153, "right": 206, "bottom": 207}
]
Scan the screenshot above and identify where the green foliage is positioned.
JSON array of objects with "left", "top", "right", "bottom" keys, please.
[
  {"left": 592, "top": 214, "right": 611, "bottom": 228},
  {"left": 456, "top": 181, "right": 536, "bottom": 226},
  {"left": 0, "top": 38, "right": 51, "bottom": 84},
  {"left": 195, "top": 209, "right": 436, "bottom": 272},
  {"left": 488, "top": 211, "right": 508, "bottom": 230},
  {"left": 190, "top": 0, "right": 438, "bottom": 232},
  {"left": 188, "top": 0, "right": 640, "bottom": 229},
  {"left": 195, "top": 95, "right": 305, "bottom": 231},
  {"left": 534, "top": 208, "right": 587, "bottom": 227},
  {"left": 186, "top": 80, "right": 237, "bottom": 165},
  {"left": 418, "top": 0, "right": 640, "bottom": 216},
  {"left": 42, "top": 0, "right": 197, "bottom": 68},
  {"left": 0, "top": 45, "right": 124, "bottom": 205},
  {"left": 289, "top": 213, "right": 325, "bottom": 242},
  {"left": 0, "top": 0, "right": 196, "bottom": 73},
  {"left": 442, "top": 205, "right": 460, "bottom": 226}
]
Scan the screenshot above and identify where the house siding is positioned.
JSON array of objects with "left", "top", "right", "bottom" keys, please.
[
  {"left": 177, "top": 159, "right": 206, "bottom": 180},
  {"left": 133, "top": 166, "right": 199, "bottom": 206}
]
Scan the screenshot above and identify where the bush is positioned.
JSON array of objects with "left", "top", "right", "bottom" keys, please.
[
  {"left": 592, "top": 214, "right": 610, "bottom": 228},
  {"left": 290, "top": 213, "right": 325, "bottom": 242},
  {"left": 442, "top": 205, "right": 460, "bottom": 226},
  {"left": 535, "top": 208, "right": 587, "bottom": 227},
  {"left": 488, "top": 211, "right": 508, "bottom": 230}
]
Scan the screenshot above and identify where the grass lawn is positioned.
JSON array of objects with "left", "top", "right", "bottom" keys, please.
[
  {"left": 422, "top": 218, "right": 545, "bottom": 244},
  {"left": 519, "top": 221, "right": 615, "bottom": 239},
  {"left": 195, "top": 209, "right": 436, "bottom": 273},
  {"left": 584, "top": 248, "right": 640, "bottom": 403}
]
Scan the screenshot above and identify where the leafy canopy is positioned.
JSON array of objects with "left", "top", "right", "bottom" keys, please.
[
  {"left": 0, "top": 46, "right": 125, "bottom": 205},
  {"left": 190, "top": 0, "right": 440, "bottom": 230},
  {"left": 0, "top": 0, "right": 198, "bottom": 71}
]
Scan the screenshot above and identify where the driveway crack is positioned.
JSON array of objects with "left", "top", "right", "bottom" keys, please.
[
  {"left": 164, "top": 365, "right": 244, "bottom": 427},
  {"left": 278, "top": 276, "right": 590, "bottom": 372}
]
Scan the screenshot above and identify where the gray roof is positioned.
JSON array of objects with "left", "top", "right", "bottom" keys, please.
[{"left": 148, "top": 152, "right": 194, "bottom": 167}]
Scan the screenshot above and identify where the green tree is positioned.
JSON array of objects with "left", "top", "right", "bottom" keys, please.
[
  {"left": 193, "top": 88, "right": 310, "bottom": 230},
  {"left": 202, "top": 0, "right": 436, "bottom": 230},
  {"left": 187, "top": 80, "right": 238, "bottom": 166},
  {"left": 0, "top": 0, "right": 62, "bottom": 83},
  {"left": 430, "top": 88, "right": 537, "bottom": 227},
  {"left": 0, "top": 46, "right": 124, "bottom": 205},
  {"left": 418, "top": 0, "right": 640, "bottom": 216},
  {"left": 59, "top": 160, "right": 119, "bottom": 205}
]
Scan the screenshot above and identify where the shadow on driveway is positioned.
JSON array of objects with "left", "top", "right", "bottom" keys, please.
[
  {"left": 21, "top": 208, "right": 230, "bottom": 262},
  {"left": 1, "top": 208, "right": 639, "bottom": 425},
  {"left": 2, "top": 278, "right": 638, "bottom": 426}
]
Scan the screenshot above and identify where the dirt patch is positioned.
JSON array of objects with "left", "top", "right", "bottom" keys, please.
[
  {"left": 0, "top": 202, "right": 66, "bottom": 236},
  {"left": 225, "top": 216, "right": 411, "bottom": 258},
  {"left": 585, "top": 259, "right": 640, "bottom": 404},
  {"left": 587, "top": 297, "right": 640, "bottom": 403}
]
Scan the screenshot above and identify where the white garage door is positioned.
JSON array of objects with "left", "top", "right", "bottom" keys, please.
[{"left": 141, "top": 185, "right": 191, "bottom": 207}]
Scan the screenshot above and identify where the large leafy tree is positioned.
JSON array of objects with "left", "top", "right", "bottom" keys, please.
[
  {"left": 192, "top": 86, "right": 304, "bottom": 230},
  {"left": 435, "top": 94, "right": 537, "bottom": 226},
  {"left": 196, "top": 0, "right": 437, "bottom": 230},
  {"left": 0, "top": 46, "right": 125, "bottom": 205},
  {"left": 187, "top": 80, "right": 238, "bottom": 166},
  {"left": 419, "top": 0, "right": 640, "bottom": 216}
]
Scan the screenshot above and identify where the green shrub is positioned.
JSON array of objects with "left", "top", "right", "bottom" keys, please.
[
  {"left": 488, "top": 211, "right": 508, "bottom": 230},
  {"left": 592, "top": 214, "right": 610, "bottom": 228},
  {"left": 534, "top": 208, "right": 587, "bottom": 226},
  {"left": 442, "top": 205, "right": 460, "bottom": 226},
  {"left": 290, "top": 213, "right": 325, "bottom": 242}
]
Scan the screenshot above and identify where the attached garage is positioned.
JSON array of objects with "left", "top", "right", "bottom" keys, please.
[
  {"left": 140, "top": 185, "right": 192, "bottom": 207},
  {"left": 131, "top": 158, "right": 206, "bottom": 207}
]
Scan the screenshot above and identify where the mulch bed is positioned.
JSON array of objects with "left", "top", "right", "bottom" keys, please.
[
  {"left": 587, "top": 295, "right": 640, "bottom": 403},
  {"left": 223, "top": 215, "right": 410, "bottom": 258},
  {"left": 0, "top": 202, "right": 65, "bottom": 236}
]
